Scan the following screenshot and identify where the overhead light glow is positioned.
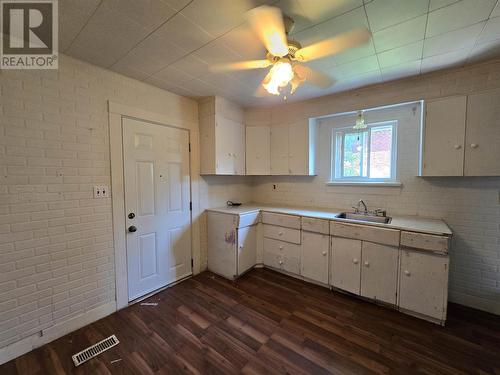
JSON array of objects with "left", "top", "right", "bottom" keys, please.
[{"left": 263, "top": 60, "right": 294, "bottom": 96}]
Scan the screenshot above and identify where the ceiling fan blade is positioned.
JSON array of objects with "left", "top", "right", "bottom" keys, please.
[
  {"left": 295, "top": 28, "right": 372, "bottom": 62},
  {"left": 210, "top": 59, "right": 271, "bottom": 72},
  {"left": 246, "top": 5, "right": 289, "bottom": 57},
  {"left": 293, "top": 64, "right": 334, "bottom": 88}
]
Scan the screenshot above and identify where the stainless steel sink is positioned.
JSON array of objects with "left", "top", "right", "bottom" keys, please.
[{"left": 336, "top": 212, "right": 392, "bottom": 224}]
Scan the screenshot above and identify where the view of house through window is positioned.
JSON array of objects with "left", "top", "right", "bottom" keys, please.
[{"left": 333, "top": 121, "right": 397, "bottom": 182}]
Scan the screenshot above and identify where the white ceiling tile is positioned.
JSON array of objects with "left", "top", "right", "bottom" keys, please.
[
  {"left": 218, "top": 25, "right": 266, "bottom": 60},
  {"left": 332, "top": 70, "right": 382, "bottom": 91},
  {"left": 377, "top": 41, "right": 423, "bottom": 68},
  {"left": 373, "top": 15, "right": 427, "bottom": 52},
  {"left": 101, "top": 0, "right": 177, "bottom": 32},
  {"left": 193, "top": 40, "right": 242, "bottom": 65},
  {"left": 59, "top": 0, "right": 100, "bottom": 51},
  {"left": 491, "top": 1, "right": 500, "bottom": 18},
  {"left": 169, "top": 55, "right": 211, "bottom": 79},
  {"left": 180, "top": 0, "right": 253, "bottom": 38},
  {"left": 155, "top": 13, "right": 213, "bottom": 53},
  {"left": 296, "top": 0, "right": 364, "bottom": 26},
  {"left": 111, "top": 63, "right": 151, "bottom": 82},
  {"left": 429, "top": 0, "right": 460, "bottom": 11},
  {"left": 468, "top": 39, "right": 500, "bottom": 63},
  {"left": 421, "top": 48, "right": 469, "bottom": 73},
  {"left": 381, "top": 60, "right": 421, "bottom": 81},
  {"left": 365, "top": 0, "right": 429, "bottom": 32},
  {"left": 478, "top": 17, "right": 500, "bottom": 44},
  {"left": 152, "top": 65, "right": 196, "bottom": 87},
  {"left": 426, "top": 0, "right": 496, "bottom": 37},
  {"left": 162, "top": 0, "right": 192, "bottom": 11},
  {"left": 423, "top": 22, "right": 485, "bottom": 58},
  {"left": 330, "top": 55, "right": 380, "bottom": 78}
]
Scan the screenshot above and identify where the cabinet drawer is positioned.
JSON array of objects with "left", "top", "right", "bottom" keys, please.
[
  {"left": 262, "top": 212, "right": 301, "bottom": 229},
  {"left": 238, "top": 212, "right": 260, "bottom": 228},
  {"left": 263, "top": 238, "right": 300, "bottom": 274},
  {"left": 400, "top": 231, "right": 449, "bottom": 253},
  {"left": 330, "top": 221, "right": 400, "bottom": 247},
  {"left": 263, "top": 224, "right": 301, "bottom": 244},
  {"left": 301, "top": 217, "right": 329, "bottom": 234}
]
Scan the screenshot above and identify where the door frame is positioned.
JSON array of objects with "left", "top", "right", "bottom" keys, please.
[{"left": 108, "top": 101, "right": 199, "bottom": 309}]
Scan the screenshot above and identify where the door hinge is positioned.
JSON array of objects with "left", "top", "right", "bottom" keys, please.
[
  {"left": 189, "top": 201, "right": 192, "bottom": 211},
  {"left": 188, "top": 142, "right": 191, "bottom": 152},
  {"left": 191, "top": 259, "right": 194, "bottom": 268}
]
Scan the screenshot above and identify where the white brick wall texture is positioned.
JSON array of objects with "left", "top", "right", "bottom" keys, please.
[
  {"left": 0, "top": 54, "right": 241, "bottom": 352},
  {"left": 245, "top": 58, "right": 500, "bottom": 315}
]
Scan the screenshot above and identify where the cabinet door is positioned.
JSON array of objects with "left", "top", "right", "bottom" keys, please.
[
  {"left": 331, "top": 237, "right": 361, "bottom": 294},
  {"left": 232, "top": 121, "right": 246, "bottom": 175},
  {"left": 422, "top": 96, "right": 466, "bottom": 176},
  {"left": 399, "top": 250, "right": 449, "bottom": 321},
  {"left": 289, "top": 122, "right": 309, "bottom": 175},
  {"left": 465, "top": 88, "right": 500, "bottom": 176},
  {"left": 270, "top": 124, "right": 289, "bottom": 175},
  {"left": 215, "top": 117, "right": 235, "bottom": 174},
  {"left": 237, "top": 226, "right": 256, "bottom": 275},
  {"left": 361, "top": 242, "right": 398, "bottom": 305},
  {"left": 246, "top": 126, "right": 270, "bottom": 175},
  {"left": 301, "top": 231, "right": 329, "bottom": 284}
]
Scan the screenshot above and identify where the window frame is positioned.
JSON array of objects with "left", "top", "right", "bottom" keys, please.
[{"left": 331, "top": 120, "right": 398, "bottom": 183}]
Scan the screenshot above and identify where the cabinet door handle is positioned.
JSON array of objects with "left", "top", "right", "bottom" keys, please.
[
  {"left": 278, "top": 260, "right": 283, "bottom": 265},
  {"left": 353, "top": 258, "right": 359, "bottom": 264},
  {"left": 364, "top": 261, "right": 369, "bottom": 267},
  {"left": 278, "top": 232, "right": 283, "bottom": 236},
  {"left": 404, "top": 270, "right": 411, "bottom": 276},
  {"left": 470, "top": 143, "right": 478, "bottom": 149},
  {"left": 453, "top": 144, "right": 462, "bottom": 150},
  {"left": 322, "top": 251, "right": 327, "bottom": 256},
  {"left": 279, "top": 245, "right": 283, "bottom": 250}
]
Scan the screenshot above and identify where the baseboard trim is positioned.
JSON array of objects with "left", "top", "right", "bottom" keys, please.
[
  {"left": 0, "top": 301, "right": 116, "bottom": 365},
  {"left": 449, "top": 291, "right": 500, "bottom": 315}
]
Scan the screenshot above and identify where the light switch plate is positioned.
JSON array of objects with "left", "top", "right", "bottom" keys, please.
[{"left": 93, "top": 185, "right": 109, "bottom": 198}]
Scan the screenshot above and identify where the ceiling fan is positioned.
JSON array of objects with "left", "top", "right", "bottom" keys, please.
[{"left": 211, "top": 5, "right": 372, "bottom": 98}]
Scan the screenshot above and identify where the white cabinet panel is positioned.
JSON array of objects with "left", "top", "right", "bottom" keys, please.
[
  {"left": 289, "top": 122, "right": 309, "bottom": 175},
  {"left": 400, "top": 231, "right": 449, "bottom": 253},
  {"left": 246, "top": 126, "right": 270, "bottom": 175},
  {"left": 238, "top": 226, "right": 257, "bottom": 275},
  {"left": 301, "top": 217, "right": 329, "bottom": 235},
  {"left": 301, "top": 231, "right": 329, "bottom": 284},
  {"left": 422, "top": 96, "right": 466, "bottom": 176},
  {"left": 360, "top": 242, "right": 398, "bottom": 305},
  {"left": 465, "top": 88, "right": 500, "bottom": 176},
  {"left": 399, "top": 249, "right": 449, "bottom": 321},
  {"left": 263, "top": 224, "right": 301, "bottom": 244},
  {"left": 263, "top": 238, "right": 300, "bottom": 274},
  {"left": 232, "top": 120, "right": 246, "bottom": 175},
  {"left": 270, "top": 124, "right": 289, "bottom": 175},
  {"left": 215, "top": 117, "right": 236, "bottom": 174},
  {"left": 262, "top": 212, "right": 301, "bottom": 229},
  {"left": 331, "top": 237, "right": 361, "bottom": 295},
  {"left": 330, "top": 221, "right": 400, "bottom": 247}
]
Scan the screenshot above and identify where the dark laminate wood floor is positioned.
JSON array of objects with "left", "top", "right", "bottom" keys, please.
[{"left": 2, "top": 268, "right": 500, "bottom": 374}]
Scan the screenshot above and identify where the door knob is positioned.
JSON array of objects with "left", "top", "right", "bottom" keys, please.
[
  {"left": 404, "top": 270, "right": 411, "bottom": 276},
  {"left": 128, "top": 212, "right": 135, "bottom": 219},
  {"left": 353, "top": 259, "right": 359, "bottom": 264},
  {"left": 322, "top": 251, "right": 327, "bottom": 256},
  {"left": 453, "top": 144, "right": 461, "bottom": 150},
  {"left": 364, "top": 261, "right": 370, "bottom": 267},
  {"left": 470, "top": 143, "right": 478, "bottom": 148},
  {"left": 128, "top": 225, "right": 137, "bottom": 233}
]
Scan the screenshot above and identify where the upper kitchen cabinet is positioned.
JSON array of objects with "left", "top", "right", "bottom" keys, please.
[
  {"left": 246, "top": 126, "right": 271, "bottom": 175},
  {"left": 199, "top": 96, "right": 245, "bottom": 175},
  {"left": 464, "top": 88, "right": 500, "bottom": 176},
  {"left": 421, "top": 90, "right": 500, "bottom": 177},
  {"left": 422, "top": 96, "right": 466, "bottom": 176},
  {"left": 269, "top": 120, "right": 316, "bottom": 176}
]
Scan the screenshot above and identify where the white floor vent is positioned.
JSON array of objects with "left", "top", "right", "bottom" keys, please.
[{"left": 72, "top": 335, "right": 119, "bottom": 367}]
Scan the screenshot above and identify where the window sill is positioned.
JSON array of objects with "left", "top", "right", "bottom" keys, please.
[{"left": 326, "top": 181, "right": 402, "bottom": 187}]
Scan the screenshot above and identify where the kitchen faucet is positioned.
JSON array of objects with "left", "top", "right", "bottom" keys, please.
[{"left": 353, "top": 199, "right": 368, "bottom": 214}]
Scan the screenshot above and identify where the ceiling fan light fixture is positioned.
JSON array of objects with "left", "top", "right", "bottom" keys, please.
[{"left": 263, "top": 59, "right": 294, "bottom": 95}]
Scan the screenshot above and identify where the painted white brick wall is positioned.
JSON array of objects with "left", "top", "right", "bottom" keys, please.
[
  {"left": 0, "top": 54, "right": 249, "bottom": 354},
  {"left": 246, "top": 58, "right": 500, "bottom": 315}
]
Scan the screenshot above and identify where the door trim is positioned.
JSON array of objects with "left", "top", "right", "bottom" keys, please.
[{"left": 108, "top": 101, "right": 199, "bottom": 310}]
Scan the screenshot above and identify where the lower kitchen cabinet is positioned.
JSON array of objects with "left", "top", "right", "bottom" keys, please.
[
  {"left": 237, "top": 225, "right": 257, "bottom": 275},
  {"left": 399, "top": 249, "right": 449, "bottom": 322},
  {"left": 301, "top": 231, "right": 329, "bottom": 284},
  {"left": 360, "top": 242, "right": 399, "bottom": 305},
  {"left": 263, "top": 237, "right": 300, "bottom": 274},
  {"left": 331, "top": 237, "right": 361, "bottom": 294}
]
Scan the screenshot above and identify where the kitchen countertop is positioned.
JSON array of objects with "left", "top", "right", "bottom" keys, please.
[{"left": 207, "top": 203, "right": 452, "bottom": 236}]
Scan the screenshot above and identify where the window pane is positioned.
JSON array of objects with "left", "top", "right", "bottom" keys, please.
[
  {"left": 369, "top": 125, "right": 392, "bottom": 178},
  {"left": 343, "top": 132, "right": 367, "bottom": 177}
]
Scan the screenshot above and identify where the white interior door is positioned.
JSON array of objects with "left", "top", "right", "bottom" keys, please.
[{"left": 123, "top": 117, "right": 192, "bottom": 301}]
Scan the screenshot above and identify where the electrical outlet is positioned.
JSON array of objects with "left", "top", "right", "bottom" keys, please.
[
  {"left": 93, "top": 185, "right": 109, "bottom": 198},
  {"left": 273, "top": 184, "right": 277, "bottom": 191}
]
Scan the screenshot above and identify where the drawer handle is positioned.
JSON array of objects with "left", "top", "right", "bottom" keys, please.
[
  {"left": 470, "top": 143, "right": 478, "bottom": 149},
  {"left": 353, "top": 259, "right": 359, "bottom": 264},
  {"left": 453, "top": 144, "right": 462, "bottom": 150},
  {"left": 278, "top": 232, "right": 283, "bottom": 236},
  {"left": 278, "top": 260, "right": 283, "bottom": 265},
  {"left": 404, "top": 270, "right": 411, "bottom": 276},
  {"left": 364, "top": 261, "right": 369, "bottom": 267},
  {"left": 322, "top": 251, "right": 327, "bottom": 256},
  {"left": 279, "top": 245, "right": 283, "bottom": 250}
]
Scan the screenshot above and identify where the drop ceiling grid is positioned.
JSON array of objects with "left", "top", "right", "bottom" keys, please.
[{"left": 60, "top": 0, "right": 500, "bottom": 106}]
